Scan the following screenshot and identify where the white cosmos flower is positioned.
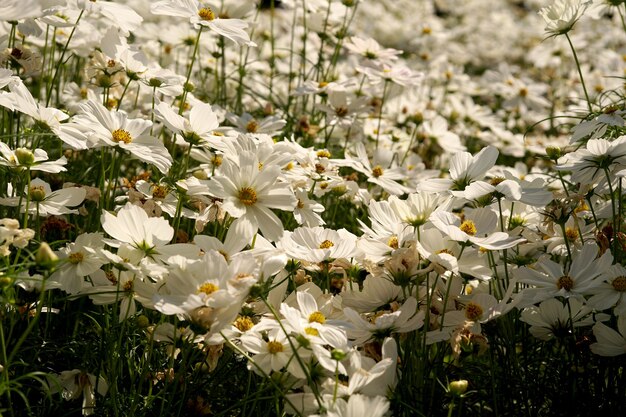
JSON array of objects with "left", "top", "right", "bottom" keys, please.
[
  {"left": 77, "top": 0, "right": 143, "bottom": 35},
  {"left": 417, "top": 146, "right": 499, "bottom": 193},
  {"left": 208, "top": 151, "right": 296, "bottom": 242},
  {"left": 0, "top": 144, "right": 67, "bottom": 173},
  {"left": 343, "top": 297, "right": 424, "bottom": 345},
  {"left": 154, "top": 100, "right": 220, "bottom": 146},
  {"left": 430, "top": 207, "right": 525, "bottom": 250},
  {"left": 538, "top": 0, "right": 591, "bottom": 37},
  {"left": 48, "top": 369, "right": 108, "bottom": 417},
  {"left": 0, "top": 0, "right": 42, "bottom": 21},
  {"left": 74, "top": 100, "right": 172, "bottom": 173},
  {"left": 521, "top": 298, "right": 603, "bottom": 341},
  {"left": 240, "top": 328, "right": 305, "bottom": 377},
  {"left": 587, "top": 264, "right": 626, "bottom": 316},
  {"left": 342, "top": 143, "right": 411, "bottom": 196},
  {"left": 590, "top": 316, "right": 626, "bottom": 356},
  {"left": 0, "top": 82, "right": 87, "bottom": 150},
  {"left": 52, "top": 233, "right": 109, "bottom": 294},
  {"left": 280, "top": 226, "right": 357, "bottom": 264},
  {"left": 100, "top": 203, "right": 199, "bottom": 269},
  {"left": 151, "top": 0, "right": 255, "bottom": 46},
  {"left": 515, "top": 243, "right": 612, "bottom": 308},
  {"left": 0, "top": 178, "right": 86, "bottom": 216}
]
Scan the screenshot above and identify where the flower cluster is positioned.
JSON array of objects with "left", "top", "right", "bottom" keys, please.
[{"left": 2, "top": 0, "right": 626, "bottom": 416}]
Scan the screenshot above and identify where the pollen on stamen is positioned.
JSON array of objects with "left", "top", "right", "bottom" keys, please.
[
  {"left": 198, "top": 282, "right": 219, "bottom": 295},
  {"left": 565, "top": 227, "right": 579, "bottom": 242},
  {"left": 465, "top": 302, "right": 483, "bottom": 321},
  {"left": 556, "top": 275, "right": 574, "bottom": 291},
  {"left": 319, "top": 240, "right": 334, "bottom": 249},
  {"left": 234, "top": 316, "right": 254, "bottom": 332},
  {"left": 316, "top": 149, "right": 331, "bottom": 158},
  {"left": 152, "top": 185, "right": 168, "bottom": 199},
  {"left": 198, "top": 7, "right": 216, "bottom": 21},
  {"left": 305, "top": 327, "right": 319, "bottom": 336},
  {"left": 460, "top": 220, "right": 477, "bottom": 236},
  {"left": 372, "top": 165, "right": 384, "bottom": 178},
  {"left": 611, "top": 276, "right": 626, "bottom": 292},
  {"left": 267, "top": 340, "right": 284, "bottom": 354},
  {"left": 238, "top": 187, "right": 257, "bottom": 206},
  {"left": 308, "top": 311, "right": 326, "bottom": 324},
  {"left": 68, "top": 252, "right": 84, "bottom": 264},
  {"left": 112, "top": 129, "right": 132, "bottom": 144},
  {"left": 246, "top": 119, "right": 259, "bottom": 133}
]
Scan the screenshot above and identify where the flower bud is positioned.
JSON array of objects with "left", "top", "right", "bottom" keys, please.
[
  {"left": 36, "top": 242, "right": 59, "bottom": 268},
  {"left": 448, "top": 379, "right": 468, "bottom": 396},
  {"left": 545, "top": 146, "right": 562, "bottom": 160},
  {"left": 15, "top": 148, "right": 35, "bottom": 166}
]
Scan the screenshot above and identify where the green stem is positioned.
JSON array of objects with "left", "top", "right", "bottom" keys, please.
[
  {"left": 564, "top": 32, "right": 592, "bottom": 113},
  {"left": 46, "top": 10, "right": 84, "bottom": 107},
  {"left": 179, "top": 27, "right": 203, "bottom": 115}
]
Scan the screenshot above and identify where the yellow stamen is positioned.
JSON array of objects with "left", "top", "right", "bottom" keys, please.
[
  {"left": 267, "top": 340, "right": 284, "bottom": 354},
  {"left": 460, "top": 220, "right": 477, "bottom": 236},
  {"left": 319, "top": 240, "right": 334, "bottom": 249},
  {"left": 198, "top": 7, "right": 216, "bottom": 21},
  {"left": 238, "top": 187, "right": 257, "bottom": 206},
  {"left": 308, "top": 311, "right": 326, "bottom": 324},
  {"left": 68, "top": 252, "right": 84, "bottom": 264},
  {"left": 465, "top": 302, "right": 483, "bottom": 321},
  {"left": 112, "top": 129, "right": 132, "bottom": 144},
  {"left": 198, "top": 282, "right": 219, "bottom": 295}
]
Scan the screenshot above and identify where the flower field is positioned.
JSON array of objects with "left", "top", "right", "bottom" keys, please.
[{"left": 2, "top": 0, "right": 626, "bottom": 416}]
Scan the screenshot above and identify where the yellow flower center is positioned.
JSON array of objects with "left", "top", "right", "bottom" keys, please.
[
  {"left": 335, "top": 106, "right": 349, "bottom": 117},
  {"left": 460, "top": 220, "right": 477, "bottom": 236},
  {"left": 198, "top": 7, "right": 216, "bottom": 21},
  {"left": 112, "top": 129, "right": 132, "bottom": 144},
  {"left": 387, "top": 236, "right": 399, "bottom": 249},
  {"left": 197, "top": 282, "right": 219, "bottom": 295},
  {"left": 372, "top": 165, "right": 384, "bottom": 178},
  {"left": 612, "top": 276, "right": 626, "bottom": 292},
  {"left": 319, "top": 240, "right": 334, "bottom": 249},
  {"left": 565, "top": 227, "right": 579, "bottom": 242},
  {"left": 465, "top": 302, "right": 483, "bottom": 321},
  {"left": 308, "top": 311, "right": 326, "bottom": 324},
  {"left": 238, "top": 187, "right": 257, "bottom": 206},
  {"left": 316, "top": 149, "right": 331, "bottom": 158},
  {"left": 234, "top": 316, "right": 254, "bottom": 332},
  {"left": 556, "top": 275, "right": 574, "bottom": 291},
  {"left": 305, "top": 327, "right": 319, "bottom": 336},
  {"left": 246, "top": 119, "right": 259, "bottom": 133},
  {"left": 152, "top": 185, "right": 168, "bottom": 199},
  {"left": 123, "top": 280, "right": 134, "bottom": 292},
  {"left": 211, "top": 155, "right": 223, "bottom": 167},
  {"left": 267, "top": 340, "right": 284, "bottom": 354},
  {"left": 68, "top": 252, "right": 84, "bottom": 264}
]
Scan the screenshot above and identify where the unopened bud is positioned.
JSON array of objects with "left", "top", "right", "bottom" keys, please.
[
  {"left": 15, "top": 148, "right": 35, "bottom": 166},
  {"left": 545, "top": 146, "right": 562, "bottom": 160},
  {"left": 448, "top": 379, "right": 468, "bottom": 396},
  {"left": 36, "top": 242, "right": 59, "bottom": 268}
]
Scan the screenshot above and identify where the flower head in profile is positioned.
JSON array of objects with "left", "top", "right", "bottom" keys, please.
[
  {"left": 538, "top": 0, "right": 591, "bottom": 37},
  {"left": 74, "top": 100, "right": 173, "bottom": 173},
  {"left": 151, "top": 0, "right": 255, "bottom": 46},
  {"left": 48, "top": 369, "right": 108, "bottom": 416}
]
